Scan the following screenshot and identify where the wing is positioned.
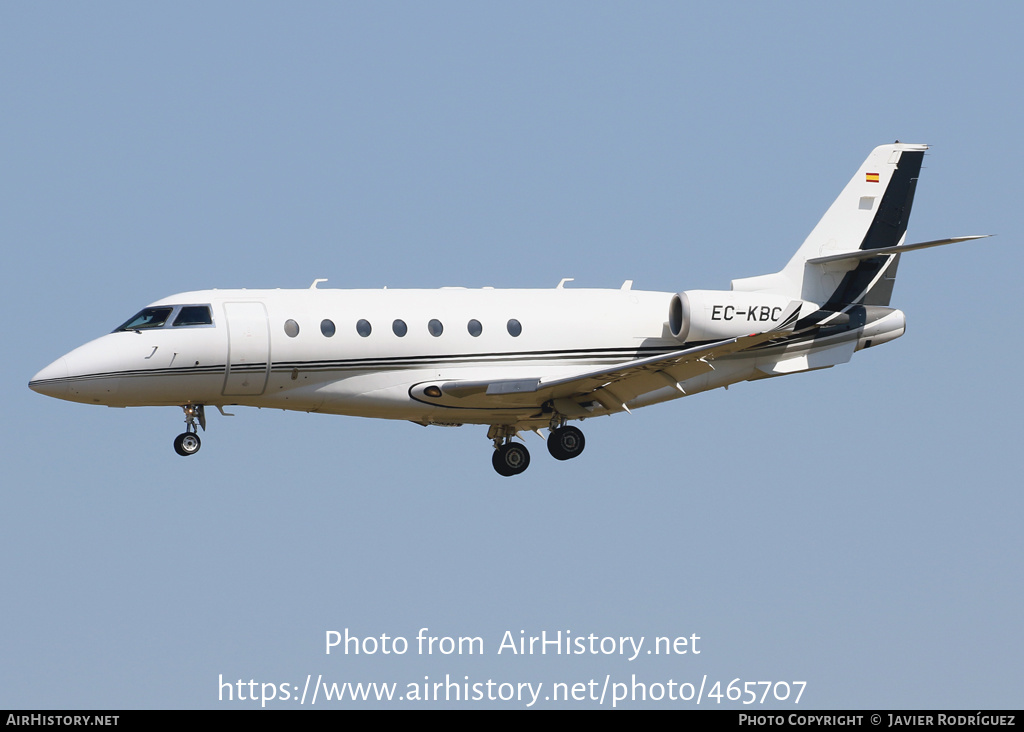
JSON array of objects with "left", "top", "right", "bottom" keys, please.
[{"left": 426, "top": 301, "right": 803, "bottom": 415}]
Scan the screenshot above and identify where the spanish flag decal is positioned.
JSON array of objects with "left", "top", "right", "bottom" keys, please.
[{"left": 866, "top": 172, "right": 880, "bottom": 183}]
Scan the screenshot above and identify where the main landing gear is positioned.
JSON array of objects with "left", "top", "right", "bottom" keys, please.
[
  {"left": 492, "top": 441, "right": 531, "bottom": 477},
  {"left": 173, "top": 404, "right": 205, "bottom": 457},
  {"left": 488, "top": 421, "right": 587, "bottom": 476},
  {"left": 547, "top": 424, "right": 585, "bottom": 461},
  {"left": 489, "top": 425, "right": 530, "bottom": 477}
]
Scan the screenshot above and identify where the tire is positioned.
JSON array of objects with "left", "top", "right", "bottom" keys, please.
[
  {"left": 547, "top": 425, "right": 585, "bottom": 461},
  {"left": 492, "top": 443, "right": 530, "bottom": 476},
  {"left": 174, "top": 432, "right": 201, "bottom": 456}
]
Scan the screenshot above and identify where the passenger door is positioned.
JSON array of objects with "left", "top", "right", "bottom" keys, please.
[{"left": 222, "top": 302, "right": 270, "bottom": 396}]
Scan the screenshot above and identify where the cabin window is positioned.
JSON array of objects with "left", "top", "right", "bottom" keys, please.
[
  {"left": 115, "top": 307, "right": 174, "bottom": 332},
  {"left": 320, "top": 319, "right": 336, "bottom": 337},
  {"left": 428, "top": 319, "right": 443, "bottom": 337},
  {"left": 392, "top": 319, "right": 408, "bottom": 337},
  {"left": 356, "top": 319, "right": 372, "bottom": 337},
  {"left": 284, "top": 319, "right": 300, "bottom": 337},
  {"left": 507, "top": 319, "right": 522, "bottom": 337},
  {"left": 172, "top": 305, "right": 213, "bottom": 327},
  {"left": 467, "top": 319, "right": 482, "bottom": 337}
]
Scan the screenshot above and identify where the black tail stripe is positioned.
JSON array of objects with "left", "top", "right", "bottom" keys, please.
[{"left": 823, "top": 149, "right": 924, "bottom": 310}]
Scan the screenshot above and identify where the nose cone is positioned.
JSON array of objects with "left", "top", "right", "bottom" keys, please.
[
  {"left": 29, "top": 357, "right": 70, "bottom": 400},
  {"left": 29, "top": 335, "right": 127, "bottom": 405}
]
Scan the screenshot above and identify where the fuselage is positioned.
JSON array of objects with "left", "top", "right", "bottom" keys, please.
[
  {"left": 29, "top": 284, "right": 905, "bottom": 430},
  {"left": 29, "top": 286, "right": 675, "bottom": 425}
]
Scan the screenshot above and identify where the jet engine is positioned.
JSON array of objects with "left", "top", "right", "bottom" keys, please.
[{"left": 668, "top": 290, "right": 802, "bottom": 343}]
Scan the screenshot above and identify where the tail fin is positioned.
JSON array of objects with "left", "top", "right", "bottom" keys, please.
[{"left": 732, "top": 142, "right": 926, "bottom": 309}]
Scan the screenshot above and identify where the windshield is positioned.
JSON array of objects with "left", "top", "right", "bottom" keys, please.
[
  {"left": 115, "top": 307, "right": 173, "bottom": 332},
  {"left": 173, "top": 305, "right": 213, "bottom": 326}
]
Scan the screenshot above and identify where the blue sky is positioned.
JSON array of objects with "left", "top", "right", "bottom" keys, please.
[{"left": 3, "top": 2, "right": 1021, "bottom": 708}]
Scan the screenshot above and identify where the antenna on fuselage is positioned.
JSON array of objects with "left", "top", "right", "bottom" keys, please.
[{"left": 310, "top": 278, "right": 328, "bottom": 289}]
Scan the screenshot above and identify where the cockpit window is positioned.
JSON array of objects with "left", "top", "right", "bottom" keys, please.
[
  {"left": 115, "top": 307, "right": 174, "bottom": 332},
  {"left": 173, "top": 305, "right": 213, "bottom": 327}
]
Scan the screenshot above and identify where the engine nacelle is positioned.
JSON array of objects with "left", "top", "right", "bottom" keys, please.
[{"left": 669, "top": 290, "right": 801, "bottom": 343}]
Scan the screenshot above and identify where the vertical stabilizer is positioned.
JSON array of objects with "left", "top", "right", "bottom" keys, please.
[{"left": 732, "top": 143, "right": 926, "bottom": 308}]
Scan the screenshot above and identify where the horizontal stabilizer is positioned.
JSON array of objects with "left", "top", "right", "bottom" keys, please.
[{"left": 805, "top": 235, "right": 991, "bottom": 265}]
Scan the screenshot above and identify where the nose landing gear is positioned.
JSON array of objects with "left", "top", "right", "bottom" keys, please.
[
  {"left": 173, "top": 431, "right": 201, "bottom": 456},
  {"left": 173, "top": 404, "right": 205, "bottom": 457}
]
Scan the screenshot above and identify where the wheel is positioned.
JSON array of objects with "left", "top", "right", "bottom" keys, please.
[
  {"left": 547, "top": 425, "right": 585, "bottom": 461},
  {"left": 491, "top": 448, "right": 512, "bottom": 477},
  {"left": 492, "top": 442, "right": 531, "bottom": 476},
  {"left": 173, "top": 432, "right": 201, "bottom": 456}
]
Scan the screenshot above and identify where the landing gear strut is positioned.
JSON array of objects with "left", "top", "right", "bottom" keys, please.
[{"left": 173, "top": 404, "right": 205, "bottom": 457}]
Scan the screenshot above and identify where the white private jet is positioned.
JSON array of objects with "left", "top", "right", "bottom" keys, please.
[{"left": 30, "top": 143, "right": 986, "bottom": 476}]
